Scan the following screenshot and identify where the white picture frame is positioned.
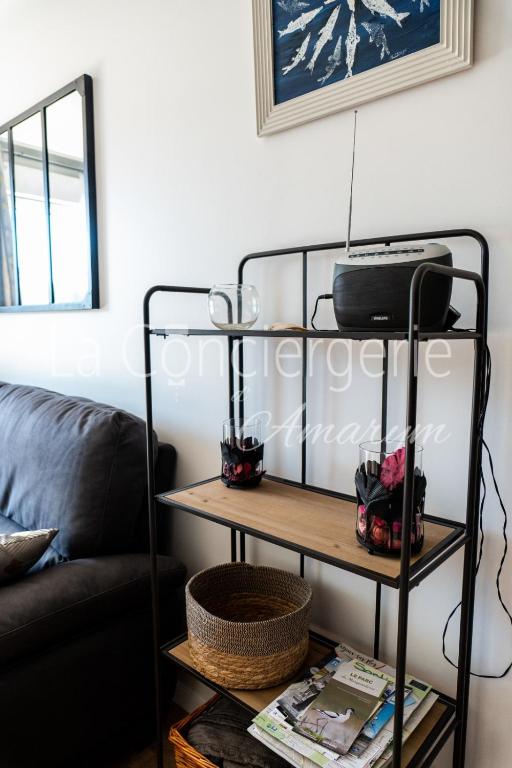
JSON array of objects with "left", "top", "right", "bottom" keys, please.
[{"left": 253, "top": 0, "right": 474, "bottom": 136}]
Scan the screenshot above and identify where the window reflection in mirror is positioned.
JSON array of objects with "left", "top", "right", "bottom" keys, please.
[
  {"left": 46, "top": 91, "right": 88, "bottom": 305},
  {"left": 0, "top": 132, "right": 16, "bottom": 306},
  {"left": 12, "top": 114, "right": 51, "bottom": 306}
]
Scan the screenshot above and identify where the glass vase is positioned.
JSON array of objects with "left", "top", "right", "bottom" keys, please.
[
  {"left": 355, "top": 440, "right": 426, "bottom": 556},
  {"left": 221, "top": 418, "right": 265, "bottom": 488}
]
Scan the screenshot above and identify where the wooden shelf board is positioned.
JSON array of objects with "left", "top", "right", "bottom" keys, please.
[
  {"left": 167, "top": 636, "right": 329, "bottom": 713},
  {"left": 400, "top": 701, "right": 450, "bottom": 767},
  {"left": 161, "top": 478, "right": 462, "bottom": 586},
  {"left": 166, "top": 638, "right": 451, "bottom": 768}
]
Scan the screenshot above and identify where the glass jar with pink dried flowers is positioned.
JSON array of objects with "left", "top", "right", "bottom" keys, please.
[
  {"left": 355, "top": 441, "right": 426, "bottom": 556},
  {"left": 221, "top": 418, "right": 265, "bottom": 489}
]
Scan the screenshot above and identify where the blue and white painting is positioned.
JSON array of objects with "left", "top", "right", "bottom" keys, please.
[{"left": 273, "top": 0, "right": 441, "bottom": 105}]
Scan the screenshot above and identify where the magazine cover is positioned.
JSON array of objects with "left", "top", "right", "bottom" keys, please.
[
  {"left": 278, "top": 656, "right": 343, "bottom": 723},
  {"left": 361, "top": 685, "right": 412, "bottom": 740},
  {"left": 371, "top": 692, "right": 439, "bottom": 768},
  {"left": 294, "top": 662, "right": 388, "bottom": 755},
  {"left": 332, "top": 660, "right": 392, "bottom": 696},
  {"left": 295, "top": 682, "right": 377, "bottom": 755},
  {"left": 350, "top": 673, "right": 430, "bottom": 757}
]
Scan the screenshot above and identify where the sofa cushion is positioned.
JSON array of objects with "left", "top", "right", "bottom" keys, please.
[
  {"left": 0, "top": 382, "right": 149, "bottom": 563},
  {"left": 0, "top": 553, "right": 186, "bottom": 666},
  {"left": 0, "top": 528, "right": 58, "bottom": 584},
  {"left": 0, "top": 515, "right": 65, "bottom": 571}
]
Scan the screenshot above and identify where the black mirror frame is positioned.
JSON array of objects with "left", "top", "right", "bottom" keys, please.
[{"left": 0, "top": 74, "right": 99, "bottom": 312}]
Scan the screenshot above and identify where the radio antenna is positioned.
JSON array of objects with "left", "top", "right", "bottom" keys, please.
[{"left": 346, "top": 110, "right": 358, "bottom": 255}]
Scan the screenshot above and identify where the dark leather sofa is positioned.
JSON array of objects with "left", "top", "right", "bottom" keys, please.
[{"left": 0, "top": 383, "right": 186, "bottom": 768}]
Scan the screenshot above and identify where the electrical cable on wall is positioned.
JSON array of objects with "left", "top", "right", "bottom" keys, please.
[{"left": 442, "top": 344, "right": 512, "bottom": 679}]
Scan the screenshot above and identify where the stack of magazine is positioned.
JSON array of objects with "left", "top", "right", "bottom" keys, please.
[{"left": 248, "top": 642, "right": 438, "bottom": 768}]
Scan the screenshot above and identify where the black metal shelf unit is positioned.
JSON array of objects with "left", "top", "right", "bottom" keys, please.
[{"left": 143, "top": 229, "right": 488, "bottom": 768}]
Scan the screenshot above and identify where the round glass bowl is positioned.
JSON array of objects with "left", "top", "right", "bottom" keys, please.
[{"left": 208, "top": 284, "right": 260, "bottom": 331}]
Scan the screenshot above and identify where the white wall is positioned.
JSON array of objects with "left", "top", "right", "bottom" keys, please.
[{"left": 1, "top": 1, "right": 511, "bottom": 765}]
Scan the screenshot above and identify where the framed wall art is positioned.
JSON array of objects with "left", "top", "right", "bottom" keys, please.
[{"left": 253, "top": 0, "right": 474, "bottom": 135}]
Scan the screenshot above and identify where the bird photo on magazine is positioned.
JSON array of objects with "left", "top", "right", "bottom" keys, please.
[
  {"left": 294, "top": 661, "right": 388, "bottom": 755},
  {"left": 295, "top": 680, "right": 377, "bottom": 755},
  {"left": 277, "top": 656, "right": 343, "bottom": 723}
]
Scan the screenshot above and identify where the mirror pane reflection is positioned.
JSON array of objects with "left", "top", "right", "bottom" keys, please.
[
  {"left": 12, "top": 113, "right": 51, "bottom": 306},
  {"left": 46, "top": 92, "right": 89, "bottom": 305},
  {"left": 0, "top": 132, "right": 16, "bottom": 306}
]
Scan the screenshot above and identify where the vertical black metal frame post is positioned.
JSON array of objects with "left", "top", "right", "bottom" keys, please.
[
  {"left": 143, "top": 285, "right": 210, "bottom": 768},
  {"left": 301, "top": 250, "right": 308, "bottom": 488},
  {"left": 374, "top": 338, "right": 389, "bottom": 660},
  {"left": 391, "top": 264, "right": 486, "bottom": 768},
  {"left": 453, "top": 290, "right": 486, "bottom": 767},
  {"left": 300, "top": 251, "right": 308, "bottom": 577}
]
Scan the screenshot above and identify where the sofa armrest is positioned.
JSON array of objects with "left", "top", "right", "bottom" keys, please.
[
  {"left": 155, "top": 442, "right": 177, "bottom": 494},
  {"left": 0, "top": 553, "right": 186, "bottom": 667}
]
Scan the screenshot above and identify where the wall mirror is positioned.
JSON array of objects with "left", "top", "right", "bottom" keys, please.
[{"left": 0, "top": 74, "right": 98, "bottom": 311}]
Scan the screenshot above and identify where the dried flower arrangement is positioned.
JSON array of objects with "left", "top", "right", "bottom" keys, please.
[
  {"left": 355, "top": 445, "right": 426, "bottom": 556},
  {"left": 221, "top": 436, "right": 265, "bottom": 488}
]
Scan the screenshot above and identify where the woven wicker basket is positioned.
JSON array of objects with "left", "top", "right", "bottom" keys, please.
[
  {"left": 169, "top": 697, "right": 219, "bottom": 768},
  {"left": 186, "top": 562, "right": 312, "bottom": 690}
]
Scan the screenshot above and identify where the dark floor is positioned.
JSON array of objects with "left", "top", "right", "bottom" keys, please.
[
  {"left": 97, "top": 705, "right": 185, "bottom": 768},
  {"left": 109, "top": 741, "right": 175, "bottom": 768}
]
